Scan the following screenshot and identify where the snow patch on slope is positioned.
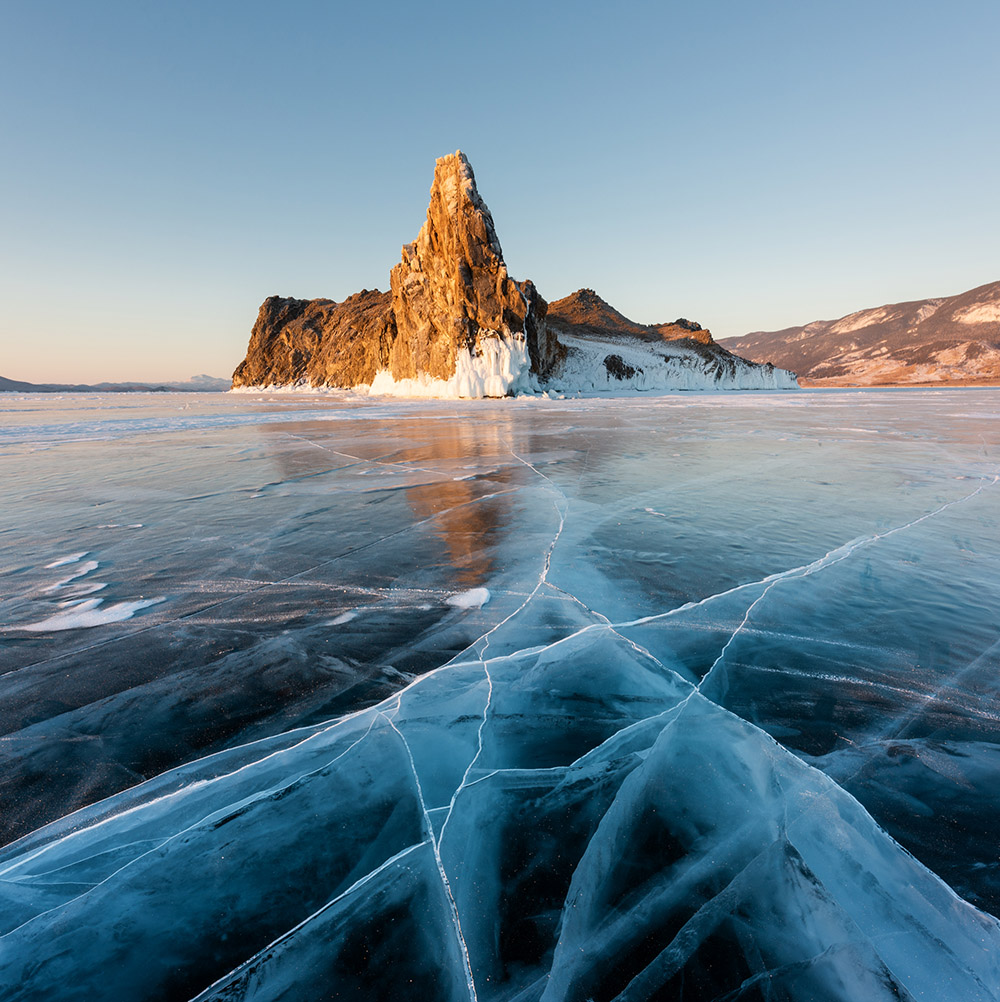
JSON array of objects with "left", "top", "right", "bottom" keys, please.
[
  {"left": 830, "top": 307, "right": 891, "bottom": 334},
  {"left": 953, "top": 302, "right": 1000, "bottom": 324}
]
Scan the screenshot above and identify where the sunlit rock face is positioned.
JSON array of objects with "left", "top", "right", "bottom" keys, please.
[
  {"left": 232, "top": 290, "right": 396, "bottom": 389},
  {"left": 231, "top": 152, "right": 558, "bottom": 398},
  {"left": 387, "top": 152, "right": 560, "bottom": 389},
  {"left": 230, "top": 153, "right": 795, "bottom": 396}
]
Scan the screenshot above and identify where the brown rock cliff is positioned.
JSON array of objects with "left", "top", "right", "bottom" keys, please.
[
  {"left": 232, "top": 291, "right": 396, "bottom": 388},
  {"left": 229, "top": 152, "right": 769, "bottom": 393},
  {"left": 388, "top": 152, "right": 560, "bottom": 381}
]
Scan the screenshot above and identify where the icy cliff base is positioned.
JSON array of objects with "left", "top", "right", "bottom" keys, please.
[
  {"left": 368, "top": 330, "right": 534, "bottom": 399},
  {"left": 236, "top": 332, "right": 797, "bottom": 398}
]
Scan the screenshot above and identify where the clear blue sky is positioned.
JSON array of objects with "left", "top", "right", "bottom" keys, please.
[{"left": 2, "top": 0, "right": 998, "bottom": 382}]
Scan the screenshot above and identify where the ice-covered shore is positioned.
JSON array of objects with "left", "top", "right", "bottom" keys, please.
[{"left": 233, "top": 329, "right": 798, "bottom": 398}]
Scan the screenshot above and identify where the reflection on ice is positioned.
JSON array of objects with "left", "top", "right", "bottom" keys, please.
[{"left": 1, "top": 389, "right": 999, "bottom": 1000}]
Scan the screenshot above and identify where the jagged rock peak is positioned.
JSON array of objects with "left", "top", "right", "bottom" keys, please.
[
  {"left": 387, "top": 150, "right": 560, "bottom": 382},
  {"left": 428, "top": 151, "right": 504, "bottom": 260},
  {"left": 230, "top": 152, "right": 791, "bottom": 395}
]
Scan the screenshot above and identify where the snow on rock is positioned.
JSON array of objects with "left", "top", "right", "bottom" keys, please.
[
  {"left": 368, "top": 332, "right": 533, "bottom": 399},
  {"left": 545, "top": 333, "right": 798, "bottom": 393},
  {"left": 953, "top": 301, "right": 1000, "bottom": 324}
]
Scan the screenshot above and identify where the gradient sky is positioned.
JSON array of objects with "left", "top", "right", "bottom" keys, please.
[{"left": 2, "top": 0, "right": 998, "bottom": 382}]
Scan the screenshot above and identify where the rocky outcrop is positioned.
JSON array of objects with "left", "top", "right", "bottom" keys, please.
[
  {"left": 232, "top": 291, "right": 396, "bottom": 389},
  {"left": 387, "top": 152, "right": 561, "bottom": 385},
  {"left": 232, "top": 151, "right": 794, "bottom": 396},
  {"left": 547, "top": 289, "right": 714, "bottom": 346},
  {"left": 543, "top": 288, "right": 796, "bottom": 392},
  {"left": 720, "top": 280, "right": 1000, "bottom": 385},
  {"left": 233, "top": 153, "right": 558, "bottom": 396}
]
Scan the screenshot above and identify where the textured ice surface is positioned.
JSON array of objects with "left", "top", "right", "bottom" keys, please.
[{"left": 1, "top": 389, "right": 999, "bottom": 1000}]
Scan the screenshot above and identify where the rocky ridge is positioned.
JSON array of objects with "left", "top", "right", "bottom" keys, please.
[
  {"left": 720, "top": 280, "right": 1000, "bottom": 385},
  {"left": 547, "top": 288, "right": 714, "bottom": 346},
  {"left": 233, "top": 152, "right": 795, "bottom": 396}
]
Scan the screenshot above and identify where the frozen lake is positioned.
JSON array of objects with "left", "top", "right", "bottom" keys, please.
[{"left": 1, "top": 388, "right": 999, "bottom": 1000}]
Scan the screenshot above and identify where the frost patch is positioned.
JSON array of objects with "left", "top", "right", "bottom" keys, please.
[
  {"left": 45, "top": 552, "right": 89, "bottom": 569},
  {"left": 21, "top": 597, "right": 166, "bottom": 632},
  {"left": 328, "top": 611, "right": 358, "bottom": 625},
  {"left": 44, "top": 560, "right": 99, "bottom": 592},
  {"left": 446, "top": 587, "right": 491, "bottom": 609}
]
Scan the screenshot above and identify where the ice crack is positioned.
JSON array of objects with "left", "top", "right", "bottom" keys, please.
[
  {"left": 438, "top": 662, "right": 494, "bottom": 848},
  {"left": 380, "top": 712, "right": 479, "bottom": 1001}
]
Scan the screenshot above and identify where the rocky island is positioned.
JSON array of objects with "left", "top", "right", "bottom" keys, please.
[{"left": 233, "top": 152, "right": 796, "bottom": 396}]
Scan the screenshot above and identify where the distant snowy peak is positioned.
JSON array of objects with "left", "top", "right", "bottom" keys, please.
[
  {"left": 720, "top": 279, "right": 1000, "bottom": 385},
  {"left": 231, "top": 153, "right": 796, "bottom": 397}
]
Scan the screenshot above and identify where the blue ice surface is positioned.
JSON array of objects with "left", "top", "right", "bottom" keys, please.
[{"left": 1, "top": 388, "right": 999, "bottom": 1001}]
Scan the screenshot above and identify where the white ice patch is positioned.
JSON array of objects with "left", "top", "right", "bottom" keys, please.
[
  {"left": 43, "top": 559, "right": 99, "bottom": 592},
  {"left": 45, "top": 552, "right": 89, "bottom": 569},
  {"left": 21, "top": 597, "right": 166, "bottom": 632},
  {"left": 367, "top": 331, "right": 532, "bottom": 399},
  {"left": 445, "top": 587, "right": 491, "bottom": 609},
  {"left": 328, "top": 612, "right": 357, "bottom": 625}
]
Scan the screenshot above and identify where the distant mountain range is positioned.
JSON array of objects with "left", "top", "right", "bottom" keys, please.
[
  {"left": 0, "top": 374, "right": 230, "bottom": 393},
  {"left": 719, "top": 280, "right": 1000, "bottom": 385}
]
